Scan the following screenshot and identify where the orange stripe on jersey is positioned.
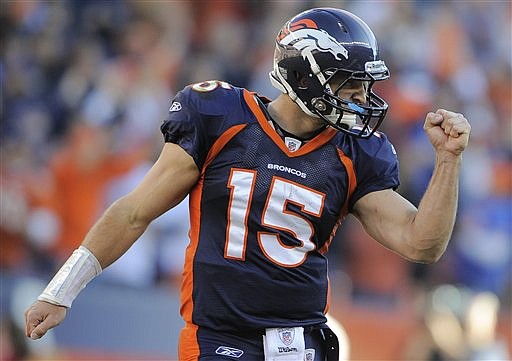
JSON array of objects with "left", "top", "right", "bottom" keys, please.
[
  {"left": 180, "top": 177, "right": 203, "bottom": 324},
  {"left": 202, "top": 124, "right": 247, "bottom": 171},
  {"left": 178, "top": 323, "right": 199, "bottom": 360},
  {"left": 338, "top": 148, "right": 357, "bottom": 211},
  {"left": 319, "top": 148, "right": 357, "bottom": 254},
  {"left": 242, "top": 90, "right": 337, "bottom": 157},
  {"left": 179, "top": 182, "right": 201, "bottom": 358},
  {"left": 180, "top": 124, "right": 247, "bottom": 324}
]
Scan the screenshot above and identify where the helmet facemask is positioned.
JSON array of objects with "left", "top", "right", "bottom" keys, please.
[
  {"left": 271, "top": 49, "right": 390, "bottom": 138},
  {"left": 312, "top": 66, "right": 390, "bottom": 138}
]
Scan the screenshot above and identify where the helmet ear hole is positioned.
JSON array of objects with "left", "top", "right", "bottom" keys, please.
[
  {"left": 295, "top": 72, "right": 309, "bottom": 89},
  {"left": 293, "top": 70, "right": 308, "bottom": 89}
]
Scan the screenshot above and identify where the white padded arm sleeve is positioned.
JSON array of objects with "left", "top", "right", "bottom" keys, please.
[{"left": 38, "top": 246, "right": 102, "bottom": 308}]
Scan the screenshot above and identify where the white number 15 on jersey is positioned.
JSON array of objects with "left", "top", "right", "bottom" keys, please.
[{"left": 225, "top": 168, "right": 325, "bottom": 267}]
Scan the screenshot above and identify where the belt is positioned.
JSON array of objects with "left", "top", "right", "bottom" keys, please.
[{"left": 234, "top": 322, "right": 327, "bottom": 337}]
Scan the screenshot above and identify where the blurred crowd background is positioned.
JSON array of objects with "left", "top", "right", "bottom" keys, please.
[{"left": 1, "top": 1, "right": 510, "bottom": 360}]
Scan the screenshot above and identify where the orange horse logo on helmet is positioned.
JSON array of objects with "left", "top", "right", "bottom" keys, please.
[
  {"left": 277, "top": 19, "right": 349, "bottom": 61},
  {"left": 277, "top": 19, "right": 320, "bottom": 40}
]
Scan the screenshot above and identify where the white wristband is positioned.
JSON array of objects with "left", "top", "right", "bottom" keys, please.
[{"left": 38, "top": 246, "right": 102, "bottom": 308}]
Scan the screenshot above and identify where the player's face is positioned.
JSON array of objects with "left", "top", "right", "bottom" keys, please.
[
  {"left": 328, "top": 72, "right": 368, "bottom": 105},
  {"left": 338, "top": 80, "right": 367, "bottom": 104}
]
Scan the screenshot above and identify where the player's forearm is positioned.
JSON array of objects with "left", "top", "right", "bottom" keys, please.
[
  {"left": 37, "top": 195, "right": 149, "bottom": 308},
  {"left": 409, "top": 153, "right": 461, "bottom": 262},
  {"left": 81, "top": 195, "right": 150, "bottom": 269}
]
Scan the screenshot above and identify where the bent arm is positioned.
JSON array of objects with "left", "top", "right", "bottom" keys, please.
[
  {"left": 352, "top": 109, "right": 469, "bottom": 263},
  {"left": 83, "top": 142, "right": 200, "bottom": 268},
  {"left": 352, "top": 154, "right": 461, "bottom": 263}
]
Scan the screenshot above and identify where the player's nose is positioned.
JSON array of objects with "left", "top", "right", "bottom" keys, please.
[{"left": 350, "top": 85, "right": 366, "bottom": 104}]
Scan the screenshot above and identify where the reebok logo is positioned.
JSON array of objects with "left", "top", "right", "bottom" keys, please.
[
  {"left": 215, "top": 346, "right": 244, "bottom": 358},
  {"left": 169, "top": 101, "right": 182, "bottom": 112}
]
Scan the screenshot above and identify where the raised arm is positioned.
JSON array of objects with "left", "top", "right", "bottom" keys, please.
[
  {"left": 352, "top": 109, "right": 470, "bottom": 263},
  {"left": 25, "top": 143, "right": 199, "bottom": 339}
]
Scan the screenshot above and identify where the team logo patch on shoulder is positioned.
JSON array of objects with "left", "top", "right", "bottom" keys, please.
[
  {"left": 278, "top": 328, "right": 295, "bottom": 346},
  {"left": 169, "top": 101, "right": 182, "bottom": 112},
  {"left": 215, "top": 346, "right": 244, "bottom": 358}
]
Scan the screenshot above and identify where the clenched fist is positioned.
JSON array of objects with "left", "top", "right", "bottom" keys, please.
[
  {"left": 24, "top": 300, "right": 67, "bottom": 340},
  {"left": 424, "top": 109, "right": 471, "bottom": 157}
]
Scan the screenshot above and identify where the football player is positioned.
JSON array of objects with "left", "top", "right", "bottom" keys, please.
[{"left": 25, "top": 8, "right": 470, "bottom": 361}]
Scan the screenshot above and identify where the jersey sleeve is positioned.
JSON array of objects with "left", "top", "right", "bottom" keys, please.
[
  {"left": 349, "top": 133, "right": 400, "bottom": 211},
  {"left": 160, "top": 88, "right": 208, "bottom": 168},
  {"left": 160, "top": 82, "right": 240, "bottom": 170}
]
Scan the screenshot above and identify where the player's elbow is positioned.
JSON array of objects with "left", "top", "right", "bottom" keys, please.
[
  {"left": 411, "top": 249, "right": 444, "bottom": 264},
  {"left": 112, "top": 195, "right": 151, "bottom": 232},
  {"left": 408, "top": 240, "right": 447, "bottom": 264}
]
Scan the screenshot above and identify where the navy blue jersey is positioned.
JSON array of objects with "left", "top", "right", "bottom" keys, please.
[{"left": 161, "top": 80, "right": 399, "bottom": 333}]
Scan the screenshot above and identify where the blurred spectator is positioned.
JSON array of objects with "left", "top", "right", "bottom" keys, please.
[
  {"left": 336, "top": 217, "right": 414, "bottom": 309},
  {"left": 404, "top": 285, "right": 510, "bottom": 361},
  {"left": 99, "top": 148, "right": 191, "bottom": 288},
  {"left": 49, "top": 120, "right": 140, "bottom": 255}
]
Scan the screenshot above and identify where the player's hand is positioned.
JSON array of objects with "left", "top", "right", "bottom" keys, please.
[
  {"left": 24, "top": 300, "right": 67, "bottom": 340},
  {"left": 424, "top": 109, "right": 471, "bottom": 158}
]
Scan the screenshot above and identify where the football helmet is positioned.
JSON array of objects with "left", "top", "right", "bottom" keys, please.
[{"left": 269, "top": 8, "right": 390, "bottom": 138}]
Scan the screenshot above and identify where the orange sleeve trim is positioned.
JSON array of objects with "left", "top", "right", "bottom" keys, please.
[
  {"left": 319, "top": 148, "right": 357, "bottom": 254},
  {"left": 337, "top": 148, "right": 357, "bottom": 205}
]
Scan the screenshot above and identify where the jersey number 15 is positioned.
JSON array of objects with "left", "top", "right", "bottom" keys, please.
[{"left": 225, "top": 168, "right": 325, "bottom": 268}]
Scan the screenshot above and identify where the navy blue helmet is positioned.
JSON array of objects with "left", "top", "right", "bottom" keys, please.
[{"left": 270, "top": 8, "right": 390, "bottom": 138}]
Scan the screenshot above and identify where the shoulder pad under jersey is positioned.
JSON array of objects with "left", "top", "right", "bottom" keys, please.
[{"left": 179, "top": 80, "right": 242, "bottom": 116}]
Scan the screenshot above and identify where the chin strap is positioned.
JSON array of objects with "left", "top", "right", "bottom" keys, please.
[{"left": 335, "top": 113, "right": 357, "bottom": 129}]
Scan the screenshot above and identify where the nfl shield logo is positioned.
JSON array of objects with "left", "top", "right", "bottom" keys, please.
[
  {"left": 278, "top": 328, "right": 295, "bottom": 346},
  {"left": 284, "top": 137, "right": 301, "bottom": 152}
]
